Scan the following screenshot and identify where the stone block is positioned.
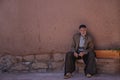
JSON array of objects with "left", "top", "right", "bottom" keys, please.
[
  {"left": 35, "top": 54, "right": 50, "bottom": 61},
  {"left": 15, "top": 56, "right": 23, "bottom": 63},
  {"left": 23, "top": 55, "right": 34, "bottom": 62},
  {"left": 96, "top": 58, "right": 120, "bottom": 74},
  {"left": 51, "top": 62, "right": 64, "bottom": 70},
  {"left": 32, "top": 62, "right": 48, "bottom": 69},
  {"left": 11, "top": 63, "right": 29, "bottom": 71},
  {"left": 97, "top": 59, "right": 116, "bottom": 63},
  {"left": 76, "top": 60, "right": 85, "bottom": 73},
  {"left": 76, "top": 59, "right": 84, "bottom": 63},
  {"left": 0, "top": 55, "right": 16, "bottom": 71},
  {"left": 53, "top": 53, "right": 64, "bottom": 62},
  {"left": 37, "top": 69, "right": 47, "bottom": 72},
  {"left": 22, "top": 61, "right": 32, "bottom": 65}
]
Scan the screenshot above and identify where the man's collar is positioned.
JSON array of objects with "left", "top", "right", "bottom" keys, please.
[{"left": 79, "top": 33, "right": 88, "bottom": 39}]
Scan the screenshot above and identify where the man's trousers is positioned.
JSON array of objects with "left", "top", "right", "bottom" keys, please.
[{"left": 64, "top": 51, "right": 97, "bottom": 75}]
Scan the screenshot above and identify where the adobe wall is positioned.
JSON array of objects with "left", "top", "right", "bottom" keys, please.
[{"left": 0, "top": 0, "right": 120, "bottom": 55}]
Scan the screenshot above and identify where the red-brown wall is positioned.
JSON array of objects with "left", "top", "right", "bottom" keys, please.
[{"left": 0, "top": 0, "right": 120, "bottom": 55}]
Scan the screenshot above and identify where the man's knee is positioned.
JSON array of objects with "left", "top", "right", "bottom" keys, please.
[
  {"left": 88, "top": 51, "right": 96, "bottom": 58},
  {"left": 66, "top": 51, "right": 74, "bottom": 57}
]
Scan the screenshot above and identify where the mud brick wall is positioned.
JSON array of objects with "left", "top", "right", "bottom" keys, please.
[{"left": 0, "top": 0, "right": 120, "bottom": 55}]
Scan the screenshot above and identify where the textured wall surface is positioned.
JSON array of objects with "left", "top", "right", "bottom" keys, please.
[{"left": 0, "top": 0, "right": 120, "bottom": 55}]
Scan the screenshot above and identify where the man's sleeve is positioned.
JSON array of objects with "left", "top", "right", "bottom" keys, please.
[
  {"left": 70, "top": 36, "right": 76, "bottom": 52},
  {"left": 86, "top": 37, "right": 94, "bottom": 53}
]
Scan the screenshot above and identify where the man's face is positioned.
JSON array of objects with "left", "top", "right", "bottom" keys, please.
[{"left": 79, "top": 28, "right": 87, "bottom": 36}]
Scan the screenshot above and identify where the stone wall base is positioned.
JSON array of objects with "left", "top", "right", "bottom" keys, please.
[
  {"left": 76, "top": 58, "right": 120, "bottom": 74},
  {"left": 0, "top": 53, "right": 65, "bottom": 73},
  {"left": 0, "top": 53, "right": 120, "bottom": 74}
]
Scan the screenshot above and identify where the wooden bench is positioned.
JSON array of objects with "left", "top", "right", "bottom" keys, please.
[
  {"left": 95, "top": 50, "right": 120, "bottom": 59},
  {"left": 76, "top": 50, "right": 120, "bottom": 74}
]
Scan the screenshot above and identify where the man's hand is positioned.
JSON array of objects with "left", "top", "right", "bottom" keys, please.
[
  {"left": 78, "top": 52, "right": 85, "bottom": 57},
  {"left": 74, "top": 52, "right": 78, "bottom": 58}
]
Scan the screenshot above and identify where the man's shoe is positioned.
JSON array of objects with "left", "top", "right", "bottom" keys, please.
[
  {"left": 86, "top": 73, "right": 92, "bottom": 78},
  {"left": 64, "top": 73, "right": 72, "bottom": 79}
]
